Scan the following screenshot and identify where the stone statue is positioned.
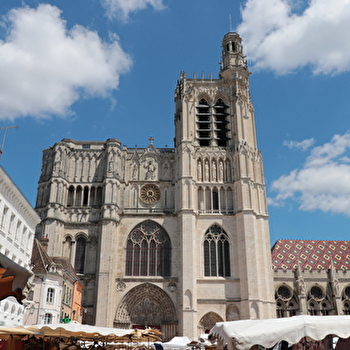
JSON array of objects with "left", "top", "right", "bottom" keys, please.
[
  {"left": 212, "top": 161, "right": 217, "bottom": 182},
  {"left": 145, "top": 160, "right": 156, "bottom": 180},
  {"left": 297, "top": 275, "right": 306, "bottom": 296},
  {"left": 132, "top": 165, "right": 138, "bottom": 180},
  {"left": 219, "top": 161, "right": 224, "bottom": 182},
  {"left": 197, "top": 161, "right": 202, "bottom": 181},
  {"left": 204, "top": 161, "right": 209, "bottom": 182}
]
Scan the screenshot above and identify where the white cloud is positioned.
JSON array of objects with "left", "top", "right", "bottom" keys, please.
[
  {"left": 0, "top": 4, "right": 132, "bottom": 120},
  {"left": 101, "top": 0, "right": 165, "bottom": 21},
  {"left": 283, "top": 138, "right": 315, "bottom": 151},
  {"left": 270, "top": 133, "right": 350, "bottom": 215},
  {"left": 238, "top": 0, "right": 350, "bottom": 74}
]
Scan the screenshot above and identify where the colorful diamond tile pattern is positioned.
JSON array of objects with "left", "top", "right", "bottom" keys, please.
[{"left": 271, "top": 240, "right": 350, "bottom": 271}]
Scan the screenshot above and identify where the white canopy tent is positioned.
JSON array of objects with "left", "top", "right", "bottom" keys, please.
[
  {"left": 209, "top": 315, "right": 350, "bottom": 350},
  {"left": 161, "top": 336, "right": 191, "bottom": 349},
  {"left": 23, "top": 323, "right": 134, "bottom": 340},
  {"left": 0, "top": 323, "right": 161, "bottom": 343},
  {"left": 0, "top": 326, "right": 35, "bottom": 338}
]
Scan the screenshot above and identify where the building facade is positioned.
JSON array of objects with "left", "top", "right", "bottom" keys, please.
[
  {"left": 272, "top": 240, "right": 350, "bottom": 318},
  {"left": 24, "top": 239, "right": 83, "bottom": 325},
  {"left": 34, "top": 32, "right": 276, "bottom": 339},
  {"left": 0, "top": 166, "right": 40, "bottom": 326}
]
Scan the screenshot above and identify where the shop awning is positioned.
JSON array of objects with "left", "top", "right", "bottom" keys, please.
[{"left": 23, "top": 323, "right": 161, "bottom": 342}]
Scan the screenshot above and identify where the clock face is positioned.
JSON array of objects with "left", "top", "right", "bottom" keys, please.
[{"left": 140, "top": 184, "right": 161, "bottom": 204}]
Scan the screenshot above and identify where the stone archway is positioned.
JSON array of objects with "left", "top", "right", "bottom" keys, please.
[
  {"left": 198, "top": 312, "right": 223, "bottom": 334},
  {"left": 114, "top": 283, "right": 177, "bottom": 341}
]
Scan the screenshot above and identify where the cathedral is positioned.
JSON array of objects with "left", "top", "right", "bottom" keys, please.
[
  {"left": 33, "top": 30, "right": 350, "bottom": 341},
  {"left": 34, "top": 32, "right": 276, "bottom": 339}
]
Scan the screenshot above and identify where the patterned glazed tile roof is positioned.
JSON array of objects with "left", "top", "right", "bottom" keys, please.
[{"left": 271, "top": 239, "right": 350, "bottom": 271}]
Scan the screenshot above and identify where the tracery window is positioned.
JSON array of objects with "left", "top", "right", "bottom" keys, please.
[
  {"left": 125, "top": 221, "right": 171, "bottom": 277},
  {"left": 275, "top": 284, "right": 298, "bottom": 318},
  {"left": 307, "top": 285, "right": 333, "bottom": 316},
  {"left": 342, "top": 286, "right": 350, "bottom": 314},
  {"left": 204, "top": 225, "right": 230, "bottom": 277},
  {"left": 344, "top": 302, "right": 350, "bottom": 315}
]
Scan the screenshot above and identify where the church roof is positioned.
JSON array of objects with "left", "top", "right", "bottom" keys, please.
[{"left": 271, "top": 239, "right": 350, "bottom": 271}]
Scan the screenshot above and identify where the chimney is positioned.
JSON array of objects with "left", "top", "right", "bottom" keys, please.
[{"left": 40, "top": 235, "right": 49, "bottom": 253}]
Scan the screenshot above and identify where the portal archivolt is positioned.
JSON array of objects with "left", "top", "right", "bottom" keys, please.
[{"left": 114, "top": 283, "right": 177, "bottom": 340}]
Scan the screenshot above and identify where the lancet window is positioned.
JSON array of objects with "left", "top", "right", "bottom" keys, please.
[
  {"left": 213, "top": 99, "right": 230, "bottom": 146},
  {"left": 203, "top": 225, "right": 230, "bottom": 277},
  {"left": 196, "top": 99, "right": 230, "bottom": 147},
  {"left": 196, "top": 99, "right": 211, "bottom": 146},
  {"left": 75, "top": 236, "right": 86, "bottom": 274},
  {"left": 125, "top": 221, "right": 171, "bottom": 277}
]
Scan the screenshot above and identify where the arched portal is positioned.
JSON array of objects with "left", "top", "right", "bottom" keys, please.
[
  {"left": 114, "top": 283, "right": 177, "bottom": 341},
  {"left": 198, "top": 312, "right": 223, "bottom": 334}
]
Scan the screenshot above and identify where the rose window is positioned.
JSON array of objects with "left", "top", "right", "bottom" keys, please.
[{"left": 140, "top": 184, "right": 161, "bottom": 204}]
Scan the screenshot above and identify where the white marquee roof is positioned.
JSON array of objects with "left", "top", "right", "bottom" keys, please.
[
  {"left": 209, "top": 315, "right": 350, "bottom": 350},
  {"left": 0, "top": 323, "right": 160, "bottom": 342}
]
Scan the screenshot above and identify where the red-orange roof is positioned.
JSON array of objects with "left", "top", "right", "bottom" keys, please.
[{"left": 271, "top": 239, "right": 350, "bottom": 271}]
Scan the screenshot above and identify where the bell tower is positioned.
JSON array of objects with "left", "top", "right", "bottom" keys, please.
[
  {"left": 174, "top": 32, "right": 275, "bottom": 338},
  {"left": 221, "top": 32, "right": 245, "bottom": 73}
]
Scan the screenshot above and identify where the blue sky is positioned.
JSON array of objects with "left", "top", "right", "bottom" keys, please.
[{"left": 1, "top": 0, "right": 350, "bottom": 244}]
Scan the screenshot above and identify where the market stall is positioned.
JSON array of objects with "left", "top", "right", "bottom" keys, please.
[
  {"left": 161, "top": 336, "right": 191, "bottom": 349},
  {"left": 209, "top": 315, "right": 350, "bottom": 350},
  {"left": 0, "top": 323, "right": 162, "bottom": 349}
]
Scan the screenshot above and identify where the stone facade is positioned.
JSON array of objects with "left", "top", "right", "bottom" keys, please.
[
  {"left": 34, "top": 32, "right": 276, "bottom": 340},
  {"left": 272, "top": 240, "right": 350, "bottom": 317}
]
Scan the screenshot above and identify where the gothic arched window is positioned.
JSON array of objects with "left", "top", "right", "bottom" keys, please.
[
  {"left": 67, "top": 186, "right": 74, "bottom": 206},
  {"left": 307, "top": 285, "right": 333, "bottom": 316},
  {"left": 275, "top": 284, "right": 298, "bottom": 318},
  {"left": 125, "top": 221, "right": 171, "bottom": 277},
  {"left": 204, "top": 225, "right": 230, "bottom": 277},
  {"left": 213, "top": 99, "right": 230, "bottom": 147},
  {"left": 196, "top": 99, "right": 211, "bottom": 146},
  {"left": 342, "top": 285, "right": 350, "bottom": 314},
  {"left": 75, "top": 236, "right": 86, "bottom": 274},
  {"left": 75, "top": 186, "right": 82, "bottom": 206}
]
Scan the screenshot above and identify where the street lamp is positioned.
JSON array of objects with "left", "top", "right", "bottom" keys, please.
[{"left": 29, "top": 305, "right": 35, "bottom": 315}]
